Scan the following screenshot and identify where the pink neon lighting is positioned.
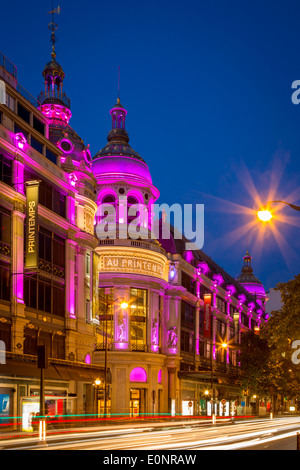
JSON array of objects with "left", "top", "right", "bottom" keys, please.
[
  {"left": 15, "top": 132, "right": 27, "bottom": 150},
  {"left": 85, "top": 354, "right": 91, "bottom": 364},
  {"left": 129, "top": 367, "right": 147, "bottom": 382},
  {"left": 39, "top": 103, "right": 72, "bottom": 124},
  {"left": 158, "top": 369, "right": 162, "bottom": 384},
  {"left": 114, "top": 343, "right": 128, "bottom": 350}
]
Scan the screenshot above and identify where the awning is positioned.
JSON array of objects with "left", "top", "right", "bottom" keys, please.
[{"left": 0, "top": 359, "right": 110, "bottom": 383}]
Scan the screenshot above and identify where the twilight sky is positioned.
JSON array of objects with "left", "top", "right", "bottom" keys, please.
[{"left": 1, "top": 0, "right": 300, "bottom": 292}]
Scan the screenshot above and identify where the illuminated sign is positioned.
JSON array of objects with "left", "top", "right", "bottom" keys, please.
[
  {"left": 0, "top": 340, "right": 5, "bottom": 364},
  {"left": 25, "top": 182, "right": 39, "bottom": 269},
  {"left": 103, "top": 255, "right": 163, "bottom": 277},
  {"left": 203, "top": 294, "right": 212, "bottom": 339},
  {"left": 98, "top": 248, "right": 168, "bottom": 281}
]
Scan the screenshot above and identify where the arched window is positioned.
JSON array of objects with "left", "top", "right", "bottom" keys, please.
[
  {"left": 130, "top": 367, "right": 147, "bottom": 383},
  {"left": 127, "top": 196, "right": 140, "bottom": 225},
  {"left": 96, "top": 194, "right": 116, "bottom": 225}
]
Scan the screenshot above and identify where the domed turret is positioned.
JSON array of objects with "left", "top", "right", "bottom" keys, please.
[
  {"left": 236, "top": 250, "right": 266, "bottom": 301},
  {"left": 92, "top": 99, "right": 154, "bottom": 186}
]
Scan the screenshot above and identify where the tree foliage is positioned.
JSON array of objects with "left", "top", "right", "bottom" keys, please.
[{"left": 240, "top": 274, "right": 300, "bottom": 403}]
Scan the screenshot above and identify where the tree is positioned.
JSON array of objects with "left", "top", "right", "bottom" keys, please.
[
  {"left": 259, "top": 274, "right": 300, "bottom": 410},
  {"left": 239, "top": 330, "right": 273, "bottom": 402},
  {"left": 261, "top": 274, "right": 300, "bottom": 357}
]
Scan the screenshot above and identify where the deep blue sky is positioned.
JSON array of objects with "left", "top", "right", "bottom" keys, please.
[{"left": 2, "top": 0, "right": 300, "bottom": 292}]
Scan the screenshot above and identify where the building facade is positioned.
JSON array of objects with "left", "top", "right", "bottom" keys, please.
[{"left": 0, "top": 45, "right": 268, "bottom": 428}]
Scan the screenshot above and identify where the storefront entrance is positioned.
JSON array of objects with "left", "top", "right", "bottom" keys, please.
[{"left": 129, "top": 388, "right": 146, "bottom": 417}]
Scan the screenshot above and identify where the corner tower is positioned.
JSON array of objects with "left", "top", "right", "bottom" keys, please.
[
  {"left": 92, "top": 97, "right": 159, "bottom": 233},
  {"left": 236, "top": 250, "right": 267, "bottom": 304}
]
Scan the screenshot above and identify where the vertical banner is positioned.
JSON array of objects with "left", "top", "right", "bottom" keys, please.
[
  {"left": 25, "top": 181, "right": 39, "bottom": 269},
  {"left": 203, "top": 294, "right": 212, "bottom": 338}
]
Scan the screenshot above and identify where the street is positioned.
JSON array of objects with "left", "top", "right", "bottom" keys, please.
[{"left": 1, "top": 416, "right": 299, "bottom": 451}]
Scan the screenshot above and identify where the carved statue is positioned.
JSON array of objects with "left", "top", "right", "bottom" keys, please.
[{"left": 167, "top": 327, "right": 178, "bottom": 347}]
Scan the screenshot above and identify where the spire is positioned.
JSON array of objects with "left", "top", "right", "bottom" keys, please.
[
  {"left": 48, "top": 3, "right": 61, "bottom": 59},
  {"left": 38, "top": 4, "right": 70, "bottom": 109}
]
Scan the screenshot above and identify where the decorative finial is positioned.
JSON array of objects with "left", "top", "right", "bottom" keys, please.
[{"left": 47, "top": 3, "right": 61, "bottom": 59}]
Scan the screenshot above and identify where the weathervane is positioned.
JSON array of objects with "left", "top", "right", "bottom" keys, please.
[{"left": 47, "top": 3, "right": 61, "bottom": 58}]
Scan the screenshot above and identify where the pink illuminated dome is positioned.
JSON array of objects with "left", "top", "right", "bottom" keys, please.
[
  {"left": 236, "top": 250, "right": 266, "bottom": 300},
  {"left": 92, "top": 99, "right": 153, "bottom": 185}
]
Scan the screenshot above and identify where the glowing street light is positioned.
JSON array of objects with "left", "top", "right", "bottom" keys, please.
[
  {"left": 258, "top": 200, "right": 300, "bottom": 222},
  {"left": 257, "top": 209, "right": 272, "bottom": 222}
]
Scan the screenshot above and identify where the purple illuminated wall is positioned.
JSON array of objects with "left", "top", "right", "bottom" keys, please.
[{"left": 130, "top": 367, "right": 147, "bottom": 382}]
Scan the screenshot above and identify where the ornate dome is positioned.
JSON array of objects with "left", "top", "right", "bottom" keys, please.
[
  {"left": 92, "top": 99, "right": 153, "bottom": 185},
  {"left": 236, "top": 250, "right": 266, "bottom": 299}
]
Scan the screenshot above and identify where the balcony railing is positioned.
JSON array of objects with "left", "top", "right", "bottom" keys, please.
[
  {"left": 0, "top": 51, "right": 17, "bottom": 79},
  {"left": 38, "top": 90, "right": 70, "bottom": 108}
]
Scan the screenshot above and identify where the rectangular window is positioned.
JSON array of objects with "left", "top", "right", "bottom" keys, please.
[
  {"left": 181, "top": 300, "right": 195, "bottom": 328},
  {"left": 180, "top": 330, "right": 194, "bottom": 354},
  {"left": 0, "top": 154, "right": 12, "bottom": 187},
  {"left": 181, "top": 271, "right": 196, "bottom": 295},
  {"left": 97, "top": 287, "right": 114, "bottom": 347},
  {"left": 5, "top": 93, "right": 15, "bottom": 112},
  {"left": 0, "top": 322, "right": 11, "bottom": 352},
  {"left": 31, "top": 136, "right": 43, "bottom": 154},
  {"left": 200, "top": 285, "right": 212, "bottom": 300},
  {"left": 46, "top": 148, "right": 57, "bottom": 164},
  {"left": 33, "top": 116, "right": 45, "bottom": 135},
  {"left": 24, "top": 274, "right": 65, "bottom": 317},
  {"left": 216, "top": 296, "right": 226, "bottom": 313},
  {"left": 0, "top": 206, "right": 11, "bottom": 254},
  {"left": 130, "top": 288, "right": 147, "bottom": 351},
  {"left": 17, "top": 102, "right": 30, "bottom": 124},
  {"left": 39, "top": 181, "right": 66, "bottom": 218},
  {"left": 0, "top": 261, "right": 10, "bottom": 301},
  {"left": 38, "top": 227, "right": 65, "bottom": 277}
]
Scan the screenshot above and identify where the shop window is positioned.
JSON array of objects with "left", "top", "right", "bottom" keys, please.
[
  {"left": 97, "top": 287, "right": 114, "bottom": 348},
  {"left": 130, "top": 288, "right": 147, "bottom": 351}
]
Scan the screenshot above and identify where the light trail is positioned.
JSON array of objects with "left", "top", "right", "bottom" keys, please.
[{"left": 2, "top": 416, "right": 300, "bottom": 451}]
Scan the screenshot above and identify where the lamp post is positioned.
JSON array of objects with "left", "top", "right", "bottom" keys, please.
[
  {"left": 101, "top": 291, "right": 128, "bottom": 418},
  {"left": 94, "top": 378, "right": 101, "bottom": 417},
  {"left": 257, "top": 200, "right": 300, "bottom": 221}
]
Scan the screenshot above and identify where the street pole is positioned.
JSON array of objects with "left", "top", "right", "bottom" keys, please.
[
  {"left": 37, "top": 345, "right": 47, "bottom": 445},
  {"left": 104, "top": 293, "right": 108, "bottom": 417},
  {"left": 211, "top": 312, "right": 216, "bottom": 424}
]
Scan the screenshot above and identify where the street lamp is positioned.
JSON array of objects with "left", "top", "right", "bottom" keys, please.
[
  {"left": 257, "top": 200, "right": 300, "bottom": 221},
  {"left": 94, "top": 378, "right": 101, "bottom": 417}
]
